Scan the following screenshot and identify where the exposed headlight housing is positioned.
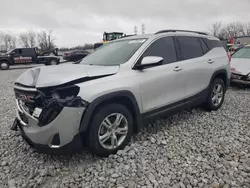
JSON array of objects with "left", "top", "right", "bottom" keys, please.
[{"left": 37, "top": 85, "right": 88, "bottom": 126}]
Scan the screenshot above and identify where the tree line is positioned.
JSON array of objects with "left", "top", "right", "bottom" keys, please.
[
  {"left": 0, "top": 30, "right": 57, "bottom": 52},
  {"left": 1, "top": 21, "right": 249, "bottom": 52},
  {"left": 209, "top": 22, "right": 250, "bottom": 41}
]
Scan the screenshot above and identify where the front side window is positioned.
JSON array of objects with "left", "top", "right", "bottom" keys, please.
[
  {"left": 177, "top": 36, "right": 203, "bottom": 60},
  {"left": 140, "top": 37, "right": 177, "bottom": 64},
  {"left": 80, "top": 39, "right": 146, "bottom": 66},
  {"left": 232, "top": 47, "right": 250, "bottom": 59}
]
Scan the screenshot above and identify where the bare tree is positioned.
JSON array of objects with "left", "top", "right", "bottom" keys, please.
[
  {"left": 37, "top": 30, "right": 56, "bottom": 51},
  {"left": 0, "top": 32, "right": 16, "bottom": 51},
  {"left": 243, "top": 23, "right": 250, "bottom": 35},
  {"left": 227, "top": 22, "right": 244, "bottom": 37},
  {"left": 19, "top": 31, "right": 36, "bottom": 48},
  {"left": 209, "top": 22, "right": 222, "bottom": 38},
  {"left": 28, "top": 31, "right": 36, "bottom": 47},
  {"left": 209, "top": 22, "right": 246, "bottom": 40},
  {"left": 19, "top": 33, "right": 29, "bottom": 47},
  {"left": 9, "top": 35, "right": 17, "bottom": 49}
]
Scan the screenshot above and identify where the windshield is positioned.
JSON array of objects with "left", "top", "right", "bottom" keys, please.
[
  {"left": 80, "top": 39, "right": 146, "bottom": 66},
  {"left": 232, "top": 47, "right": 250, "bottom": 59},
  {"left": 5, "top": 49, "right": 14, "bottom": 55}
]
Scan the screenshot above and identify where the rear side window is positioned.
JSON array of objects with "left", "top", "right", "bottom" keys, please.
[
  {"left": 22, "top": 48, "right": 33, "bottom": 55},
  {"left": 177, "top": 36, "right": 203, "bottom": 60},
  {"left": 141, "top": 37, "right": 177, "bottom": 64}
]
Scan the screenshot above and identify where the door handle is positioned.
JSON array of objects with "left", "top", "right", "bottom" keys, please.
[
  {"left": 207, "top": 59, "right": 214, "bottom": 64},
  {"left": 173, "top": 66, "right": 183, "bottom": 72}
]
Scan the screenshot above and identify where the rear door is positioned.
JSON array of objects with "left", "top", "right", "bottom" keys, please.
[
  {"left": 176, "top": 36, "right": 214, "bottom": 98},
  {"left": 137, "top": 36, "right": 186, "bottom": 113},
  {"left": 19, "top": 48, "right": 33, "bottom": 63}
]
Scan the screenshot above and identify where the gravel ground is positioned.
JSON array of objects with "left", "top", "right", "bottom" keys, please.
[{"left": 0, "top": 66, "right": 250, "bottom": 188}]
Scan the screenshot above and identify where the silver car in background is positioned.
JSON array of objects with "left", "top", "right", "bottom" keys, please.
[{"left": 230, "top": 45, "right": 250, "bottom": 86}]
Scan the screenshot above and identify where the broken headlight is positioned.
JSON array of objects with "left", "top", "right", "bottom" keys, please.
[{"left": 38, "top": 85, "right": 88, "bottom": 127}]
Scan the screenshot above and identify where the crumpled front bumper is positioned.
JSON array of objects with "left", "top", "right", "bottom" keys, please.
[
  {"left": 15, "top": 99, "right": 85, "bottom": 153},
  {"left": 231, "top": 79, "right": 250, "bottom": 85}
]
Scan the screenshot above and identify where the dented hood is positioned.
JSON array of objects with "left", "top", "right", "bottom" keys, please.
[
  {"left": 231, "top": 58, "right": 250, "bottom": 75},
  {"left": 15, "top": 64, "right": 120, "bottom": 88}
]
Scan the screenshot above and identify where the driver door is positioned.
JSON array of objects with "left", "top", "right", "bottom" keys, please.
[
  {"left": 11, "top": 49, "right": 22, "bottom": 64},
  {"left": 136, "top": 37, "right": 186, "bottom": 114}
]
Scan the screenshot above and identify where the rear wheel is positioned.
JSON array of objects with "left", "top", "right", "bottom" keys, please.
[
  {"left": 87, "top": 103, "right": 133, "bottom": 157},
  {"left": 0, "top": 61, "right": 10, "bottom": 70},
  {"left": 203, "top": 78, "right": 225, "bottom": 111}
]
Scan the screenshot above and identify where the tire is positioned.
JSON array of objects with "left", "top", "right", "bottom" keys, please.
[
  {"left": 49, "top": 59, "right": 58, "bottom": 65},
  {"left": 0, "top": 60, "right": 10, "bottom": 70},
  {"left": 203, "top": 78, "right": 226, "bottom": 111},
  {"left": 87, "top": 103, "right": 134, "bottom": 157}
]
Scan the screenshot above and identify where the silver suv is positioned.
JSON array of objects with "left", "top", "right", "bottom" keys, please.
[{"left": 12, "top": 30, "right": 230, "bottom": 156}]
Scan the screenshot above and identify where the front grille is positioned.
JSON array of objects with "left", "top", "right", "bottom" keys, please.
[{"left": 14, "top": 88, "right": 42, "bottom": 114}]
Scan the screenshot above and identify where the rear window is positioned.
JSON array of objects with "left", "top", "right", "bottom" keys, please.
[{"left": 177, "top": 36, "right": 203, "bottom": 60}]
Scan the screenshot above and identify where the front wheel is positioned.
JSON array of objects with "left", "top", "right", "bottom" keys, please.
[
  {"left": 87, "top": 103, "right": 133, "bottom": 157},
  {"left": 0, "top": 61, "right": 10, "bottom": 70},
  {"left": 203, "top": 78, "right": 226, "bottom": 111}
]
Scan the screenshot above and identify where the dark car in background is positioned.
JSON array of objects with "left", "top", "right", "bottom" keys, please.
[
  {"left": 0, "top": 48, "right": 60, "bottom": 70},
  {"left": 63, "top": 50, "right": 89, "bottom": 62}
]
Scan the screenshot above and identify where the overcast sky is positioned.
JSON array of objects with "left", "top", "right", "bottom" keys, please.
[{"left": 1, "top": 0, "right": 250, "bottom": 47}]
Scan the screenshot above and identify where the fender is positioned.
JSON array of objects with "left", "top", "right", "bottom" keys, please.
[
  {"left": 209, "top": 69, "right": 229, "bottom": 90},
  {"left": 0, "top": 58, "right": 12, "bottom": 65},
  {"left": 79, "top": 90, "right": 143, "bottom": 133}
]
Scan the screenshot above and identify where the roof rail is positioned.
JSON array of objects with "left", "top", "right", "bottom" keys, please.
[{"left": 155, "top": 29, "right": 208, "bottom": 35}]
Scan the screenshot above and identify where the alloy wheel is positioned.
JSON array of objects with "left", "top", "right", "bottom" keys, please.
[
  {"left": 98, "top": 113, "right": 128, "bottom": 150},
  {"left": 212, "top": 84, "right": 223, "bottom": 106}
]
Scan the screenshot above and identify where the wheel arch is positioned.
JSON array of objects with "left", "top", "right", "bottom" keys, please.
[
  {"left": 79, "top": 90, "right": 143, "bottom": 133},
  {"left": 0, "top": 58, "right": 11, "bottom": 64},
  {"left": 210, "top": 69, "right": 229, "bottom": 90}
]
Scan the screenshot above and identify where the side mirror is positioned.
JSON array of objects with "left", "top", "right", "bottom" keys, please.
[
  {"left": 136, "top": 56, "right": 163, "bottom": 69},
  {"left": 11, "top": 51, "right": 16, "bottom": 55}
]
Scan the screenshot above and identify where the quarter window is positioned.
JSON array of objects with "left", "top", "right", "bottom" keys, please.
[
  {"left": 141, "top": 37, "right": 177, "bottom": 64},
  {"left": 200, "top": 38, "right": 209, "bottom": 54},
  {"left": 177, "top": 36, "right": 203, "bottom": 60}
]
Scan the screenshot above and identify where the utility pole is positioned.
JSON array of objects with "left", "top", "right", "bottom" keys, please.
[
  {"left": 141, "top": 23, "right": 145, "bottom": 34},
  {"left": 134, "top": 25, "right": 138, "bottom": 35}
]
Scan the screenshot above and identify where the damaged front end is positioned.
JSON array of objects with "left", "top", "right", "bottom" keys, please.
[{"left": 13, "top": 83, "right": 88, "bottom": 129}]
